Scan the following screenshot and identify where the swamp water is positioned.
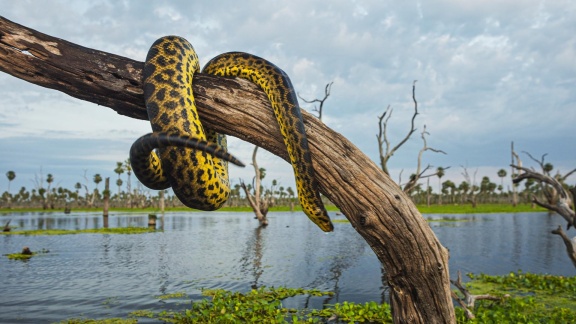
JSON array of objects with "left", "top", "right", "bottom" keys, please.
[{"left": 0, "top": 211, "right": 573, "bottom": 323}]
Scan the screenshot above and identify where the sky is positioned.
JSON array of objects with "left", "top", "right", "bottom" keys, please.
[{"left": 0, "top": 0, "right": 575, "bottom": 197}]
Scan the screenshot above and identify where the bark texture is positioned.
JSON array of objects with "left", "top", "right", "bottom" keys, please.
[{"left": 0, "top": 16, "right": 454, "bottom": 323}]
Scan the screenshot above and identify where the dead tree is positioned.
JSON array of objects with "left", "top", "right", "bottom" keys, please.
[
  {"left": 376, "top": 81, "right": 446, "bottom": 193},
  {"left": 241, "top": 146, "right": 270, "bottom": 227},
  {"left": 298, "top": 81, "right": 332, "bottom": 121},
  {"left": 3, "top": 219, "right": 11, "bottom": 232},
  {"left": 522, "top": 151, "right": 576, "bottom": 206},
  {"left": 451, "top": 270, "right": 505, "bottom": 320},
  {"left": 402, "top": 125, "right": 448, "bottom": 194},
  {"left": 551, "top": 226, "right": 576, "bottom": 268},
  {"left": 511, "top": 163, "right": 576, "bottom": 267},
  {"left": 0, "top": 16, "right": 455, "bottom": 323},
  {"left": 461, "top": 166, "right": 479, "bottom": 207},
  {"left": 510, "top": 142, "right": 521, "bottom": 207}
]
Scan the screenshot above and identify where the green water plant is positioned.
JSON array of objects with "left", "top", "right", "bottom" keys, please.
[
  {"left": 155, "top": 292, "right": 188, "bottom": 300},
  {"left": 0, "top": 227, "right": 156, "bottom": 236},
  {"left": 455, "top": 271, "right": 576, "bottom": 323},
  {"left": 5, "top": 247, "right": 49, "bottom": 260},
  {"left": 131, "top": 286, "right": 392, "bottom": 323},
  {"left": 61, "top": 318, "right": 137, "bottom": 324},
  {"left": 62, "top": 273, "right": 576, "bottom": 323}
]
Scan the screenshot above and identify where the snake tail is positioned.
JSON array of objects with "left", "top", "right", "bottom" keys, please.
[
  {"left": 130, "top": 132, "right": 244, "bottom": 190},
  {"left": 203, "top": 52, "right": 334, "bottom": 232}
]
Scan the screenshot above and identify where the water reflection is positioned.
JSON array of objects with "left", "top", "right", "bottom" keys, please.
[
  {"left": 240, "top": 226, "right": 265, "bottom": 289},
  {"left": 429, "top": 212, "right": 573, "bottom": 275},
  {"left": 0, "top": 211, "right": 573, "bottom": 323}
]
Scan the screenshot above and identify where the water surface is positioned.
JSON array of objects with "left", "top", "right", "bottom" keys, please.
[{"left": 0, "top": 211, "right": 572, "bottom": 322}]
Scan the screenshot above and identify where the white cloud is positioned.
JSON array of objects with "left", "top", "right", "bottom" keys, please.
[{"left": 0, "top": 0, "right": 574, "bottom": 193}]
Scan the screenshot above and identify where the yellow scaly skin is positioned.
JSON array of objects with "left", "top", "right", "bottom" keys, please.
[{"left": 132, "top": 36, "right": 334, "bottom": 232}]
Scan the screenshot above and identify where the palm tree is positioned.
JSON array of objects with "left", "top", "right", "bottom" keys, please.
[
  {"left": 116, "top": 179, "right": 123, "bottom": 195},
  {"left": 5, "top": 170, "right": 15, "bottom": 193},
  {"left": 5, "top": 171, "right": 15, "bottom": 208},
  {"left": 436, "top": 167, "right": 445, "bottom": 205},
  {"left": 258, "top": 167, "right": 266, "bottom": 180},
  {"left": 286, "top": 187, "right": 294, "bottom": 199},
  {"left": 458, "top": 181, "right": 470, "bottom": 201},
  {"left": 543, "top": 163, "right": 553, "bottom": 175},
  {"left": 114, "top": 162, "right": 124, "bottom": 195},
  {"left": 442, "top": 180, "right": 456, "bottom": 203},
  {"left": 124, "top": 159, "right": 132, "bottom": 207},
  {"left": 74, "top": 182, "right": 82, "bottom": 205},
  {"left": 46, "top": 173, "right": 54, "bottom": 189},
  {"left": 497, "top": 169, "right": 507, "bottom": 191},
  {"left": 286, "top": 186, "right": 295, "bottom": 211},
  {"left": 45, "top": 173, "right": 54, "bottom": 209},
  {"left": 93, "top": 174, "right": 103, "bottom": 189}
]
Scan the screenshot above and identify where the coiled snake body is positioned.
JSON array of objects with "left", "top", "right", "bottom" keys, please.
[{"left": 131, "top": 36, "right": 334, "bottom": 232}]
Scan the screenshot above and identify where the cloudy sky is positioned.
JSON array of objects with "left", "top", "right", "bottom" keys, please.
[{"left": 0, "top": 0, "right": 574, "bottom": 197}]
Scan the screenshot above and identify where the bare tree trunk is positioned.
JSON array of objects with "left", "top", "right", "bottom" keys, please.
[
  {"left": 103, "top": 177, "right": 110, "bottom": 217},
  {"left": 511, "top": 141, "right": 520, "bottom": 207},
  {"left": 159, "top": 190, "right": 165, "bottom": 213},
  {"left": 0, "top": 16, "right": 455, "bottom": 323},
  {"left": 551, "top": 226, "right": 576, "bottom": 268},
  {"left": 241, "top": 146, "right": 269, "bottom": 227},
  {"left": 512, "top": 164, "right": 576, "bottom": 268}
]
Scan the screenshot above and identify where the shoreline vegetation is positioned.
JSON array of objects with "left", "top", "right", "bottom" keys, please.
[
  {"left": 0, "top": 203, "right": 547, "bottom": 215},
  {"left": 58, "top": 272, "right": 576, "bottom": 323}
]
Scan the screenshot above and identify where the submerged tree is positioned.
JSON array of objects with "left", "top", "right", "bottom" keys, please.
[
  {"left": 511, "top": 152, "right": 576, "bottom": 268},
  {"left": 376, "top": 81, "right": 447, "bottom": 194},
  {"left": 241, "top": 146, "right": 271, "bottom": 227}
]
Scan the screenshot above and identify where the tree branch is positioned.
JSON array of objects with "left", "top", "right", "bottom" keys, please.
[
  {"left": 377, "top": 81, "right": 419, "bottom": 175},
  {"left": 551, "top": 226, "right": 576, "bottom": 268},
  {"left": 511, "top": 164, "right": 576, "bottom": 229},
  {"left": 297, "top": 81, "right": 333, "bottom": 121},
  {"left": 242, "top": 146, "right": 269, "bottom": 227},
  {"left": 451, "top": 270, "right": 504, "bottom": 320},
  {"left": 402, "top": 125, "right": 448, "bottom": 194},
  {"left": 0, "top": 16, "right": 454, "bottom": 323}
]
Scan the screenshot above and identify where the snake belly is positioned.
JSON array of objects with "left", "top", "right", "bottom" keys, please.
[
  {"left": 131, "top": 36, "right": 241, "bottom": 210},
  {"left": 203, "top": 52, "right": 334, "bottom": 232}
]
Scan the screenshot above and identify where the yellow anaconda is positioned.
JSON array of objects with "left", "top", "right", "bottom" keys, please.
[{"left": 130, "top": 36, "right": 334, "bottom": 232}]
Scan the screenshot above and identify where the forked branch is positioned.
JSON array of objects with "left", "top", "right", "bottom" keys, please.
[
  {"left": 451, "top": 270, "right": 505, "bottom": 320},
  {"left": 298, "top": 81, "right": 333, "bottom": 121},
  {"left": 376, "top": 81, "right": 419, "bottom": 175}
]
